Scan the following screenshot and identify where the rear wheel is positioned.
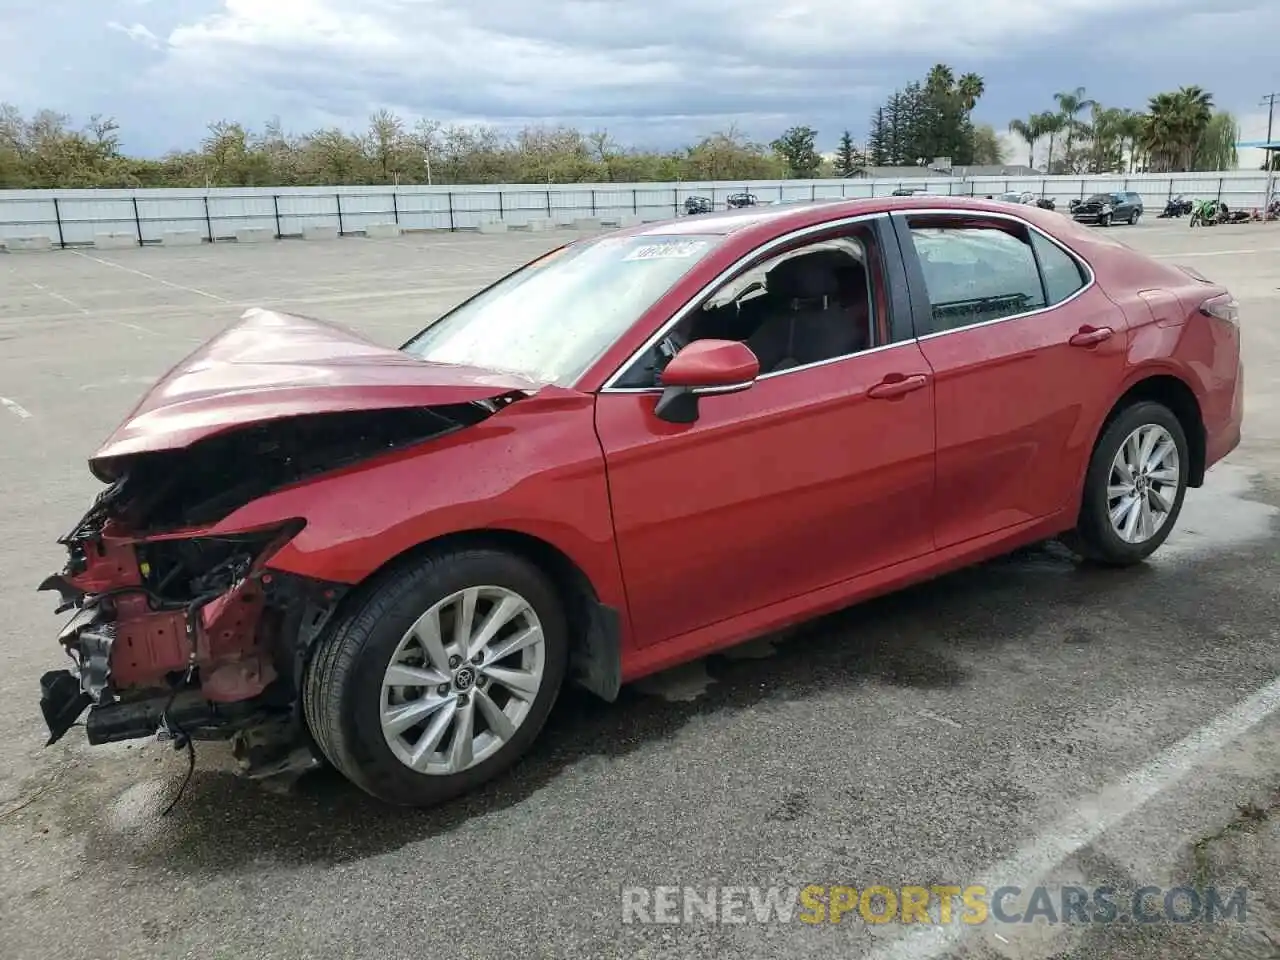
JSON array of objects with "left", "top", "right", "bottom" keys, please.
[
  {"left": 1129, "top": 208, "right": 1140, "bottom": 225},
  {"left": 1062, "top": 401, "right": 1189, "bottom": 565},
  {"left": 304, "top": 548, "right": 568, "bottom": 806}
]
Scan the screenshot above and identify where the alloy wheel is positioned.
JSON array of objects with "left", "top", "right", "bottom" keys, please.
[
  {"left": 379, "top": 585, "right": 546, "bottom": 775},
  {"left": 1106, "top": 424, "right": 1181, "bottom": 544}
]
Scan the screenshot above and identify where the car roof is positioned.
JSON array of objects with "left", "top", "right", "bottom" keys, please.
[{"left": 615, "top": 194, "right": 1067, "bottom": 239}]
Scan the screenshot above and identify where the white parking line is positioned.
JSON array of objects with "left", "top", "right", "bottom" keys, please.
[
  {"left": 0, "top": 396, "right": 32, "bottom": 419},
  {"left": 26, "top": 280, "right": 88, "bottom": 314},
  {"left": 68, "top": 250, "right": 231, "bottom": 303},
  {"left": 864, "top": 674, "right": 1280, "bottom": 960}
]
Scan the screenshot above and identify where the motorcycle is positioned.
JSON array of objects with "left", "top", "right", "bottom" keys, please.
[
  {"left": 1159, "top": 195, "right": 1193, "bottom": 218},
  {"left": 1189, "top": 199, "right": 1223, "bottom": 226},
  {"left": 683, "top": 196, "right": 713, "bottom": 215}
]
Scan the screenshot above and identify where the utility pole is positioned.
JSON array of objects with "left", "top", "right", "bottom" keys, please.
[{"left": 1264, "top": 92, "right": 1280, "bottom": 185}]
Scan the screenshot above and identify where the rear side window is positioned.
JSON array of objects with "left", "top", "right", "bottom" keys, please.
[
  {"left": 907, "top": 225, "right": 1046, "bottom": 330},
  {"left": 1030, "top": 232, "right": 1087, "bottom": 305}
]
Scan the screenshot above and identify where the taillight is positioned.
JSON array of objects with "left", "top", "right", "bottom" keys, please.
[{"left": 1200, "top": 293, "right": 1239, "bottom": 325}]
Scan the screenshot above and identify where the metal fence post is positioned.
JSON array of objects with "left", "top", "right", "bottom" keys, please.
[
  {"left": 546, "top": 190, "right": 552, "bottom": 216},
  {"left": 590, "top": 189, "right": 596, "bottom": 215},
  {"left": 272, "top": 195, "right": 282, "bottom": 238},
  {"left": 391, "top": 192, "right": 400, "bottom": 224},
  {"left": 497, "top": 190, "right": 504, "bottom": 221},
  {"left": 52, "top": 197, "right": 65, "bottom": 249},
  {"left": 673, "top": 189, "right": 679, "bottom": 216},
  {"left": 632, "top": 189, "right": 638, "bottom": 215},
  {"left": 447, "top": 192, "right": 455, "bottom": 231},
  {"left": 810, "top": 184, "right": 816, "bottom": 201},
  {"left": 203, "top": 196, "right": 214, "bottom": 242},
  {"left": 131, "top": 197, "right": 143, "bottom": 245},
  {"left": 335, "top": 194, "right": 345, "bottom": 235},
  {"left": 1216, "top": 177, "right": 1223, "bottom": 202}
]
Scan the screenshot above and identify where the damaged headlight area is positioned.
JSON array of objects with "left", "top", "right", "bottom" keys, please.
[{"left": 36, "top": 405, "right": 494, "bottom": 776}]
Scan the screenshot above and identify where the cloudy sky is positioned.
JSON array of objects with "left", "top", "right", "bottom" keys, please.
[{"left": 4, "top": 0, "right": 1279, "bottom": 167}]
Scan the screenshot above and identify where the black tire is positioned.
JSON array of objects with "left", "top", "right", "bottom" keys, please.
[
  {"left": 1062, "top": 401, "right": 1190, "bottom": 566},
  {"left": 1099, "top": 213, "right": 1112, "bottom": 227},
  {"left": 1129, "top": 209, "right": 1140, "bottom": 225},
  {"left": 304, "top": 548, "right": 568, "bottom": 807}
]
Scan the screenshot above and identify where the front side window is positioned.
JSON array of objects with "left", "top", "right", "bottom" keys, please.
[
  {"left": 402, "top": 234, "right": 725, "bottom": 385},
  {"left": 615, "top": 228, "right": 882, "bottom": 386},
  {"left": 907, "top": 224, "right": 1046, "bottom": 331}
]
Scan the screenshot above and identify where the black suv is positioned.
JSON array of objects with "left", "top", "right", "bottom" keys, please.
[{"left": 1070, "top": 191, "right": 1143, "bottom": 226}]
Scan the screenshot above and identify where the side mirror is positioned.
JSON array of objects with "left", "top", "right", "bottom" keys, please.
[{"left": 654, "top": 339, "right": 759, "bottom": 424}]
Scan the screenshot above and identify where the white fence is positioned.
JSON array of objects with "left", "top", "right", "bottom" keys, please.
[{"left": 0, "top": 171, "right": 1274, "bottom": 247}]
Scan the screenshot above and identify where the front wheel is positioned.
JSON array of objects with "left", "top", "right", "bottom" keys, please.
[
  {"left": 1062, "top": 401, "right": 1190, "bottom": 566},
  {"left": 1099, "top": 213, "right": 1112, "bottom": 227},
  {"left": 304, "top": 548, "right": 568, "bottom": 806}
]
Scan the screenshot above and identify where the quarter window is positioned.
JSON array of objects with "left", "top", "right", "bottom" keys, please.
[
  {"left": 907, "top": 225, "right": 1046, "bottom": 331},
  {"left": 1030, "top": 232, "right": 1087, "bottom": 305}
]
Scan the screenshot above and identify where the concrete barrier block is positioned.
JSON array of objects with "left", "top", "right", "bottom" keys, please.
[
  {"left": 235, "top": 227, "right": 275, "bottom": 243},
  {"left": 302, "top": 225, "right": 340, "bottom": 241},
  {"left": 520, "top": 218, "right": 552, "bottom": 232},
  {"left": 161, "top": 230, "right": 204, "bottom": 247},
  {"left": 93, "top": 232, "right": 138, "bottom": 249},
  {"left": 477, "top": 219, "right": 508, "bottom": 234},
  {"left": 3, "top": 235, "right": 53, "bottom": 252},
  {"left": 617, "top": 214, "right": 643, "bottom": 227},
  {"left": 364, "top": 222, "right": 402, "bottom": 239},
  {"left": 572, "top": 217, "right": 601, "bottom": 231}
]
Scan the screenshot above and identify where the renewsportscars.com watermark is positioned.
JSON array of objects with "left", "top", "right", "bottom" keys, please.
[{"left": 621, "top": 885, "right": 1250, "bottom": 925}]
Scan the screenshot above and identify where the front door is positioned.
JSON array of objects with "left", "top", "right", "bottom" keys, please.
[{"left": 594, "top": 222, "right": 937, "bottom": 648}]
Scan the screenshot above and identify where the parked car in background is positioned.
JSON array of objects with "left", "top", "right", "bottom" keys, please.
[
  {"left": 1070, "top": 191, "right": 1144, "bottom": 226},
  {"left": 683, "top": 196, "right": 713, "bottom": 215},
  {"left": 39, "top": 195, "right": 1242, "bottom": 807},
  {"left": 726, "top": 193, "right": 759, "bottom": 208}
]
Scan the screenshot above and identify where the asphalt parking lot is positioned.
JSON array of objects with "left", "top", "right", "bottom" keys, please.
[{"left": 1, "top": 216, "right": 1278, "bottom": 960}]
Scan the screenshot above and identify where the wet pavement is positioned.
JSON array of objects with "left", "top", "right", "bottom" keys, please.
[{"left": 1, "top": 218, "right": 1278, "bottom": 960}]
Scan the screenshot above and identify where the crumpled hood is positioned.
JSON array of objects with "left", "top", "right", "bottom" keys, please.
[{"left": 90, "top": 308, "right": 540, "bottom": 471}]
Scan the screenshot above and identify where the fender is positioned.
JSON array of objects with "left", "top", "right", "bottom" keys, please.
[{"left": 208, "top": 389, "right": 631, "bottom": 619}]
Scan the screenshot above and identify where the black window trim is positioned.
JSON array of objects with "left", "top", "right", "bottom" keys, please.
[
  {"left": 600, "top": 211, "right": 914, "bottom": 394},
  {"left": 889, "top": 209, "right": 1096, "bottom": 341}
]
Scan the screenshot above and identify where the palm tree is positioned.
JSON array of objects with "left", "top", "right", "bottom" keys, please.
[
  {"left": 1054, "top": 86, "right": 1096, "bottom": 171},
  {"left": 1036, "top": 111, "right": 1067, "bottom": 174},
  {"left": 957, "top": 73, "right": 986, "bottom": 113},
  {"left": 926, "top": 64, "right": 955, "bottom": 95},
  {"left": 1145, "top": 86, "right": 1214, "bottom": 171},
  {"left": 1008, "top": 115, "right": 1044, "bottom": 168}
]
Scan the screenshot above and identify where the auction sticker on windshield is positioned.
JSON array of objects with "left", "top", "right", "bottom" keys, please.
[{"left": 623, "top": 239, "right": 710, "bottom": 261}]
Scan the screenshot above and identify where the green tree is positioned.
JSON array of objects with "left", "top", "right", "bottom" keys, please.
[
  {"left": 867, "top": 108, "right": 888, "bottom": 165},
  {"left": 771, "top": 125, "right": 821, "bottom": 178},
  {"left": 970, "top": 124, "right": 1008, "bottom": 165},
  {"left": 833, "top": 130, "right": 865, "bottom": 177}
]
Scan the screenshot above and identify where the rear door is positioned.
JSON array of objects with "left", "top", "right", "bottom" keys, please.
[{"left": 891, "top": 210, "right": 1130, "bottom": 549}]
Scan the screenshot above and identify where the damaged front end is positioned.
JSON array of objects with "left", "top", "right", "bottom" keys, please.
[{"left": 37, "top": 403, "right": 498, "bottom": 777}]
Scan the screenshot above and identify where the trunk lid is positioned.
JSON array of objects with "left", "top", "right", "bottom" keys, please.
[{"left": 90, "top": 308, "right": 540, "bottom": 472}]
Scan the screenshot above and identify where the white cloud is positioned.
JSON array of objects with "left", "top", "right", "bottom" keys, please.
[
  {"left": 3, "top": 0, "right": 1280, "bottom": 157},
  {"left": 107, "top": 21, "right": 163, "bottom": 49}
]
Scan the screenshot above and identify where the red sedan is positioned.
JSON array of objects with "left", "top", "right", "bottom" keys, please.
[{"left": 38, "top": 196, "right": 1243, "bottom": 806}]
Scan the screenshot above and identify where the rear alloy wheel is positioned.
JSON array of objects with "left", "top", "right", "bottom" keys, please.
[
  {"left": 1099, "top": 212, "right": 1113, "bottom": 227},
  {"left": 1129, "top": 209, "right": 1140, "bottom": 225},
  {"left": 305, "top": 549, "right": 567, "bottom": 806},
  {"left": 1063, "top": 401, "right": 1189, "bottom": 565}
]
